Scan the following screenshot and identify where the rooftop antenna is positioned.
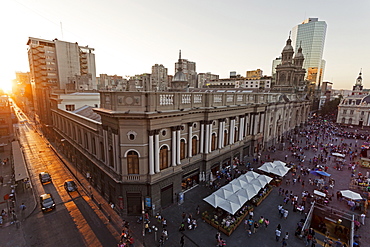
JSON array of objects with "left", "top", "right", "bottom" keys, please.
[{"left": 60, "top": 22, "right": 64, "bottom": 40}]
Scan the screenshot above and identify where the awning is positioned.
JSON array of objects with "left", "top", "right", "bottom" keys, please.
[
  {"left": 12, "top": 141, "right": 29, "bottom": 182},
  {"left": 314, "top": 190, "right": 326, "bottom": 198},
  {"left": 332, "top": 153, "right": 345, "bottom": 158}
]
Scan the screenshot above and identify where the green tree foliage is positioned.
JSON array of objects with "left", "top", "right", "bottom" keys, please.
[{"left": 320, "top": 96, "right": 343, "bottom": 118}]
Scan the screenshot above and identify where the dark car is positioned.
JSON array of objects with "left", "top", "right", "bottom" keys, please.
[
  {"left": 39, "top": 172, "right": 52, "bottom": 184},
  {"left": 40, "top": 193, "right": 56, "bottom": 212},
  {"left": 64, "top": 179, "right": 77, "bottom": 192}
]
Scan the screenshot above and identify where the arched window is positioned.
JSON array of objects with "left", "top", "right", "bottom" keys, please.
[
  {"left": 349, "top": 118, "right": 352, "bottom": 124},
  {"left": 127, "top": 151, "right": 139, "bottom": 174},
  {"left": 180, "top": 139, "right": 186, "bottom": 159},
  {"left": 342, "top": 118, "right": 345, "bottom": 124},
  {"left": 224, "top": 130, "right": 228, "bottom": 146},
  {"left": 192, "top": 136, "right": 198, "bottom": 156},
  {"left": 211, "top": 133, "right": 216, "bottom": 151},
  {"left": 234, "top": 127, "right": 238, "bottom": 142},
  {"left": 160, "top": 146, "right": 168, "bottom": 170}
]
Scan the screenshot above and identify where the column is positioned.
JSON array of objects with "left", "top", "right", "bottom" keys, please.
[
  {"left": 221, "top": 120, "right": 225, "bottom": 148},
  {"left": 188, "top": 123, "right": 193, "bottom": 158},
  {"left": 218, "top": 119, "right": 223, "bottom": 149},
  {"left": 200, "top": 121, "right": 204, "bottom": 153},
  {"left": 254, "top": 113, "right": 259, "bottom": 135},
  {"left": 176, "top": 126, "right": 181, "bottom": 165},
  {"left": 250, "top": 113, "right": 255, "bottom": 135},
  {"left": 154, "top": 130, "right": 160, "bottom": 173},
  {"left": 229, "top": 117, "right": 235, "bottom": 144},
  {"left": 209, "top": 121, "right": 213, "bottom": 153},
  {"left": 148, "top": 131, "right": 155, "bottom": 175},
  {"left": 171, "top": 127, "right": 177, "bottom": 167},
  {"left": 245, "top": 114, "right": 249, "bottom": 136},
  {"left": 204, "top": 122, "right": 210, "bottom": 154},
  {"left": 239, "top": 116, "right": 245, "bottom": 141},
  {"left": 260, "top": 113, "right": 265, "bottom": 134}
]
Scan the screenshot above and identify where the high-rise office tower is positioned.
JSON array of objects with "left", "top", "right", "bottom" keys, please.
[{"left": 291, "top": 18, "right": 327, "bottom": 87}]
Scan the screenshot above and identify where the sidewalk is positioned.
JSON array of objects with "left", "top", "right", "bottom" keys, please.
[{"left": 0, "top": 137, "right": 35, "bottom": 246}]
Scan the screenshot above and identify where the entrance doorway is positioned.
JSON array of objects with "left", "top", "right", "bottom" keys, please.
[{"left": 161, "top": 184, "right": 173, "bottom": 208}]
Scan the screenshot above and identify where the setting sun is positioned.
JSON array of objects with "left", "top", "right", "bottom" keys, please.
[{"left": 0, "top": 75, "right": 13, "bottom": 93}]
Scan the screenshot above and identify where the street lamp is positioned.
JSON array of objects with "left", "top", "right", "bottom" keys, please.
[{"left": 152, "top": 225, "right": 158, "bottom": 241}]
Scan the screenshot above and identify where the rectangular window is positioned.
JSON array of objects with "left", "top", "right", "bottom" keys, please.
[
  {"left": 361, "top": 111, "right": 365, "bottom": 115},
  {"left": 65, "top": 105, "right": 75, "bottom": 111},
  {"left": 350, "top": 110, "right": 354, "bottom": 115},
  {"left": 343, "top": 110, "right": 347, "bottom": 114}
]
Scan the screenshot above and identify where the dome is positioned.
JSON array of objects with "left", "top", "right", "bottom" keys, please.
[
  {"left": 283, "top": 38, "right": 294, "bottom": 52},
  {"left": 294, "top": 47, "right": 304, "bottom": 59},
  {"left": 173, "top": 71, "right": 187, "bottom": 82}
]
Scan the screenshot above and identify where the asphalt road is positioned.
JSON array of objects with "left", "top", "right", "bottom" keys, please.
[{"left": 3, "top": 106, "right": 118, "bottom": 247}]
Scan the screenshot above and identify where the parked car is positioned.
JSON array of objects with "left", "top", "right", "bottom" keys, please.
[
  {"left": 40, "top": 193, "right": 56, "bottom": 212},
  {"left": 64, "top": 179, "right": 77, "bottom": 192},
  {"left": 39, "top": 172, "right": 52, "bottom": 184}
]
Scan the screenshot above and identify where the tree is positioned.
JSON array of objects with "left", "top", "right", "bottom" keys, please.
[{"left": 320, "top": 96, "right": 343, "bottom": 119}]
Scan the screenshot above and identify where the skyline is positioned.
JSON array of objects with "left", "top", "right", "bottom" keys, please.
[{"left": 2, "top": 0, "right": 370, "bottom": 91}]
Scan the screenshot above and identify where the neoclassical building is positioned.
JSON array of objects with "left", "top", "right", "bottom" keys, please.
[
  {"left": 51, "top": 89, "right": 310, "bottom": 215},
  {"left": 337, "top": 71, "right": 370, "bottom": 127},
  {"left": 50, "top": 42, "right": 311, "bottom": 216}
]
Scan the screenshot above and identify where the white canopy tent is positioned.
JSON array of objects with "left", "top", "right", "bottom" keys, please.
[
  {"left": 340, "top": 190, "right": 363, "bottom": 200},
  {"left": 203, "top": 171, "right": 273, "bottom": 214},
  {"left": 258, "top": 160, "right": 291, "bottom": 177},
  {"left": 218, "top": 200, "right": 240, "bottom": 215},
  {"left": 203, "top": 194, "right": 226, "bottom": 208}
]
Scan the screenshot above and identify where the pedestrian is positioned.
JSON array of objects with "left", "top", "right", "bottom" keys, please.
[
  {"left": 311, "top": 238, "right": 317, "bottom": 247},
  {"left": 162, "top": 218, "right": 167, "bottom": 228},
  {"left": 283, "top": 231, "right": 289, "bottom": 241},
  {"left": 20, "top": 203, "right": 26, "bottom": 211},
  {"left": 180, "top": 235, "right": 185, "bottom": 247},
  {"left": 275, "top": 228, "right": 281, "bottom": 242},
  {"left": 0, "top": 175, "right": 3, "bottom": 184},
  {"left": 360, "top": 213, "right": 365, "bottom": 225},
  {"left": 264, "top": 218, "right": 270, "bottom": 229},
  {"left": 253, "top": 221, "right": 259, "bottom": 233},
  {"left": 247, "top": 229, "right": 252, "bottom": 237},
  {"left": 196, "top": 205, "right": 200, "bottom": 215},
  {"left": 277, "top": 224, "right": 281, "bottom": 230},
  {"left": 283, "top": 209, "right": 289, "bottom": 219},
  {"left": 179, "top": 222, "right": 185, "bottom": 232},
  {"left": 215, "top": 231, "right": 221, "bottom": 242},
  {"left": 258, "top": 216, "right": 264, "bottom": 224},
  {"left": 248, "top": 218, "right": 254, "bottom": 230}
]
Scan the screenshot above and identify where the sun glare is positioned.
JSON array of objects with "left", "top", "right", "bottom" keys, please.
[{"left": 0, "top": 78, "right": 13, "bottom": 93}]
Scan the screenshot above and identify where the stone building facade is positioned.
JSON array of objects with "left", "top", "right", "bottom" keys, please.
[
  {"left": 51, "top": 90, "right": 310, "bottom": 215},
  {"left": 337, "top": 71, "right": 370, "bottom": 127}
]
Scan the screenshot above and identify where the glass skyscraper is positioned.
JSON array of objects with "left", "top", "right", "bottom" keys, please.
[{"left": 291, "top": 18, "right": 327, "bottom": 87}]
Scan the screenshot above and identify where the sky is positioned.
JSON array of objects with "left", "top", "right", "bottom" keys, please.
[{"left": 1, "top": 0, "right": 370, "bottom": 91}]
